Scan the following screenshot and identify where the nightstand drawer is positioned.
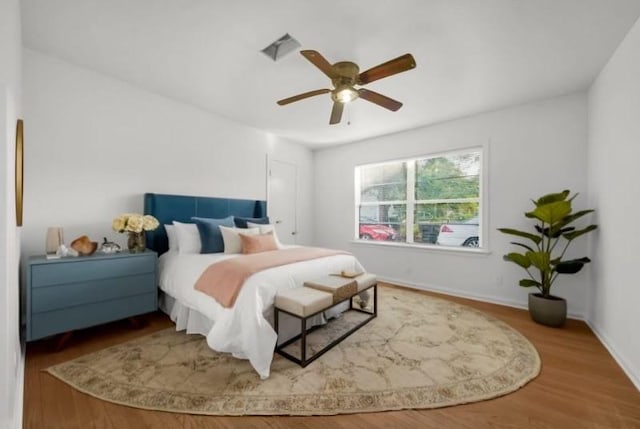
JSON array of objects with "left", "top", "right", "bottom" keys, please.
[
  {"left": 31, "top": 255, "right": 155, "bottom": 288},
  {"left": 31, "top": 273, "right": 156, "bottom": 313},
  {"left": 30, "top": 292, "right": 157, "bottom": 341}
]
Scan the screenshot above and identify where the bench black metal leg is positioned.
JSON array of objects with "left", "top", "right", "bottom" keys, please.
[
  {"left": 274, "top": 307, "right": 279, "bottom": 338},
  {"left": 374, "top": 283, "right": 378, "bottom": 316},
  {"left": 301, "top": 317, "right": 307, "bottom": 366}
]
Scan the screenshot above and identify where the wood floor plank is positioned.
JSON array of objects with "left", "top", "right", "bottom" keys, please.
[
  {"left": 23, "top": 285, "right": 640, "bottom": 429},
  {"left": 23, "top": 353, "right": 43, "bottom": 429},
  {"left": 70, "top": 389, "right": 112, "bottom": 429}
]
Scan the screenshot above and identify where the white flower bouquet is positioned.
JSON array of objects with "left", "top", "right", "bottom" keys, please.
[{"left": 112, "top": 213, "right": 159, "bottom": 233}]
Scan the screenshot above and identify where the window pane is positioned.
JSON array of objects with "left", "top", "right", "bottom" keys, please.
[
  {"left": 415, "top": 152, "right": 480, "bottom": 200},
  {"left": 360, "top": 162, "right": 406, "bottom": 202},
  {"left": 359, "top": 204, "right": 406, "bottom": 241},
  {"left": 414, "top": 202, "right": 479, "bottom": 246}
]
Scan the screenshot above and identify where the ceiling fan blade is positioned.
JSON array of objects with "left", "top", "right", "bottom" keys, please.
[
  {"left": 358, "top": 89, "right": 403, "bottom": 111},
  {"left": 358, "top": 53, "right": 416, "bottom": 85},
  {"left": 277, "top": 89, "right": 330, "bottom": 106},
  {"left": 329, "top": 101, "right": 344, "bottom": 125},
  {"left": 301, "top": 50, "right": 336, "bottom": 79}
]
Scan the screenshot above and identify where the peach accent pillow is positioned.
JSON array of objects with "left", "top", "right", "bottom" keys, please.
[{"left": 240, "top": 231, "right": 278, "bottom": 254}]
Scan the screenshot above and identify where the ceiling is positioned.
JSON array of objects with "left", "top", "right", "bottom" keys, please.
[{"left": 21, "top": 0, "right": 640, "bottom": 148}]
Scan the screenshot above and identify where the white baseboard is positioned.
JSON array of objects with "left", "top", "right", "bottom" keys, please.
[
  {"left": 377, "top": 276, "right": 586, "bottom": 320},
  {"left": 585, "top": 320, "right": 640, "bottom": 391}
]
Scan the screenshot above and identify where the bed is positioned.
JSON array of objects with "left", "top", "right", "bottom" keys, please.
[{"left": 144, "top": 193, "right": 365, "bottom": 379}]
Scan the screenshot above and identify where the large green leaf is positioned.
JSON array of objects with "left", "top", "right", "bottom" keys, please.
[
  {"left": 511, "top": 241, "right": 535, "bottom": 252},
  {"left": 563, "top": 224, "right": 598, "bottom": 241},
  {"left": 519, "top": 279, "right": 542, "bottom": 288},
  {"left": 535, "top": 224, "right": 575, "bottom": 238},
  {"left": 526, "top": 201, "right": 572, "bottom": 225},
  {"left": 552, "top": 226, "right": 575, "bottom": 237},
  {"left": 555, "top": 257, "right": 591, "bottom": 274},
  {"left": 535, "top": 190, "right": 570, "bottom": 206},
  {"left": 497, "top": 228, "right": 542, "bottom": 245},
  {"left": 503, "top": 252, "right": 532, "bottom": 269},
  {"left": 526, "top": 251, "right": 551, "bottom": 273},
  {"left": 560, "top": 209, "right": 595, "bottom": 227}
]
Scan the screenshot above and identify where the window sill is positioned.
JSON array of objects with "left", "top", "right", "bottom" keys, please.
[{"left": 349, "top": 239, "right": 492, "bottom": 256}]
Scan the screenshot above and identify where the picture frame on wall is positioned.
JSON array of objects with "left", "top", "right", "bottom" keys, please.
[{"left": 15, "top": 119, "right": 23, "bottom": 227}]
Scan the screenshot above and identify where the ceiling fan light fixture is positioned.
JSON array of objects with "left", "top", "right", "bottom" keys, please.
[{"left": 334, "top": 87, "right": 358, "bottom": 103}]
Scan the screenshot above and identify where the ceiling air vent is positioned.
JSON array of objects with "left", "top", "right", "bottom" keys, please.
[{"left": 261, "top": 33, "right": 301, "bottom": 61}]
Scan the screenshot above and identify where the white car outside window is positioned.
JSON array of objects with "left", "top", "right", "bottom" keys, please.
[{"left": 436, "top": 217, "right": 479, "bottom": 247}]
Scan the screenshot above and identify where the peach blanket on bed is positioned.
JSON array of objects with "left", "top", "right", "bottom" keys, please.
[{"left": 194, "top": 247, "right": 350, "bottom": 308}]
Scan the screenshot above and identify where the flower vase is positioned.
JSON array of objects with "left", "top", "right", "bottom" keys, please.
[{"left": 127, "top": 232, "right": 146, "bottom": 253}]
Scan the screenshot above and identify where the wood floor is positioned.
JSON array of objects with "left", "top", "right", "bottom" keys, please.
[{"left": 24, "top": 284, "right": 640, "bottom": 429}]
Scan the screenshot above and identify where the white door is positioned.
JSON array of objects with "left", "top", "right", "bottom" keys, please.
[{"left": 268, "top": 159, "right": 297, "bottom": 244}]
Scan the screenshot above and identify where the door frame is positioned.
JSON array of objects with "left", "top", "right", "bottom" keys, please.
[{"left": 266, "top": 155, "right": 298, "bottom": 242}]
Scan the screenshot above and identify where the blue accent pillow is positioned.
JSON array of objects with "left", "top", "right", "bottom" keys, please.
[
  {"left": 191, "top": 216, "right": 235, "bottom": 253},
  {"left": 234, "top": 216, "right": 270, "bottom": 228}
]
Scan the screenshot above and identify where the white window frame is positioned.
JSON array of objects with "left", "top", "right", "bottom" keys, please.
[{"left": 354, "top": 146, "right": 487, "bottom": 252}]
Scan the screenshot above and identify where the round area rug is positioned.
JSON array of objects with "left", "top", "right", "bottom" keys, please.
[{"left": 47, "top": 286, "right": 541, "bottom": 415}]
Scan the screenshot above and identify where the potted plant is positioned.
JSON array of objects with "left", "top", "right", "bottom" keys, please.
[{"left": 498, "top": 190, "right": 597, "bottom": 327}]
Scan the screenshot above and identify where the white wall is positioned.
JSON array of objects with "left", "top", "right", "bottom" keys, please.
[
  {"left": 314, "top": 93, "right": 591, "bottom": 316},
  {"left": 22, "top": 49, "right": 313, "bottom": 257},
  {"left": 0, "top": 1, "right": 23, "bottom": 428},
  {"left": 587, "top": 17, "right": 640, "bottom": 389}
]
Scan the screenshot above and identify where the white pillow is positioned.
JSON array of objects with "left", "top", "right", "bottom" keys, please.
[
  {"left": 164, "top": 224, "right": 179, "bottom": 252},
  {"left": 247, "top": 222, "right": 284, "bottom": 248},
  {"left": 173, "top": 221, "right": 201, "bottom": 254},
  {"left": 219, "top": 226, "right": 260, "bottom": 254}
]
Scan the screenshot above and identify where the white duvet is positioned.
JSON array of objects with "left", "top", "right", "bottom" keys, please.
[{"left": 158, "top": 248, "right": 364, "bottom": 378}]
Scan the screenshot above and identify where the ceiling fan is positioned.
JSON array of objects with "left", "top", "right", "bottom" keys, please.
[{"left": 277, "top": 50, "right": 416, "bottom": 125}]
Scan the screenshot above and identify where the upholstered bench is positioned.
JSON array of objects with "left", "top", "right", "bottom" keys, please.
[
  {"left": 274, "top": 273, "right": 377, "bottom": 367},
  {"left": 274, "top": 287, "right": 333, "bottom": 320}
]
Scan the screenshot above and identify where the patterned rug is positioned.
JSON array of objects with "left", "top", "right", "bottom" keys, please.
[{"left": 47, "top": 286, "right": 540, "bottom": 415}]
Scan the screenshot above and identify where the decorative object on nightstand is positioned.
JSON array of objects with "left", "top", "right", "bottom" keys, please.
[
  {"left": 45, "top": 226, "right": 64, "bottom": 257},
  {"left": 70, "top": 235, "right": 98, "bottom": 256},
  {"left": 25, "top": 250, "right": 158, "bottom": 342},
  {"left": 98, "top": 237, "right": 121, "bottom": 254},
  {"left": 56, "top": 244, "right": 78, "bottom": 258},
  {"left": 112, "top": 213, "right": 159, "bottom": 252}
]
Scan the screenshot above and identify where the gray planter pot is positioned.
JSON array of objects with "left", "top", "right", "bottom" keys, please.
[{"left": 528, "top": 293, "right": 567, "bottom": 327}]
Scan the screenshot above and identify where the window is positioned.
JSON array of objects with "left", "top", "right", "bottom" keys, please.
[{"left": 355, "top": 148, "right": 483, "bottom": 249}]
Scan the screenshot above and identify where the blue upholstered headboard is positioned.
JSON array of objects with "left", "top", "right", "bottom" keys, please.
[{"left": 144, "top": 193, "right": 267, "bottom": 255}]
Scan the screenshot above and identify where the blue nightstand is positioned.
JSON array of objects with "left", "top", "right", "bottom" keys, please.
[{"left": 26, "top": 250, "right": 158, "bottom": 342}]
